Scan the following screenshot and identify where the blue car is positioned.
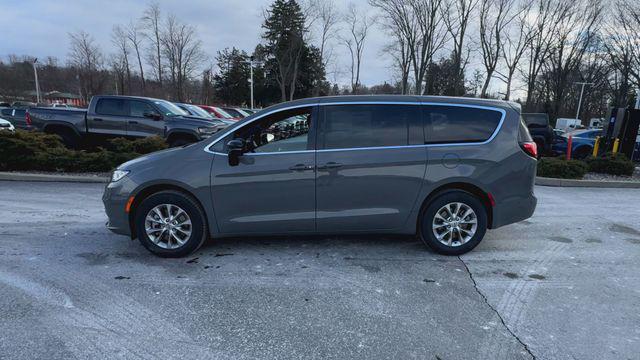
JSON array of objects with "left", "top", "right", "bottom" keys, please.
[{"left": 552, "top": 129, "right": 602, "bottom": 159}]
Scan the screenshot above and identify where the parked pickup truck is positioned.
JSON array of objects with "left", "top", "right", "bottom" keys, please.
[
  {"left": 27, "top": 95, "right": 229, "bottom": 148},
  {"left": 521, "top": 113, "right": 554, "bottom": 157}
]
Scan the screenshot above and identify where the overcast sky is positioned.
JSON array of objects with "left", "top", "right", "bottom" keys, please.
[{"left": 0, "top": 0, "right": 396, "bottom": 87}]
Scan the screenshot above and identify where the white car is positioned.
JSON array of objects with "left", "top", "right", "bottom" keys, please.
[{"left": 0, "top": 117, "right": 15, "bottom": 133}]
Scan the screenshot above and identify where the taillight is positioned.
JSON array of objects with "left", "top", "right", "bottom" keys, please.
[
  {"left": 25, "top": 112, "right": 32, "bottom": 126},
  {"left": 521, "top": 142, "right": 537, "bottom": 158}
]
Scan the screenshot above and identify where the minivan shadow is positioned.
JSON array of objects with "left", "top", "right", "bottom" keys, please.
[{"left": 201, "top": 234, "right": 429, "bottom": 253}]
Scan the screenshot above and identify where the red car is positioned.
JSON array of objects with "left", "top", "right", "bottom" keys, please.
[{"left": 197, "top": 105, "right": 241, "bottom": 121}]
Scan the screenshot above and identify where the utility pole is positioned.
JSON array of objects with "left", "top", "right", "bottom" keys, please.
[
  {"left": 574, "top": 82, "right": 593, "bottom": 122},
  {"left": 249, "top": 56, "right": 254, "bottom": 110},
  {"left": 32, "top": 58, "right": 41, "bottom": 104}
]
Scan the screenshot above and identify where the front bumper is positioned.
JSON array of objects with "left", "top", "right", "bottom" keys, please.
[{"left": 102, "top": 179, "right": 133, "bottom": 237}]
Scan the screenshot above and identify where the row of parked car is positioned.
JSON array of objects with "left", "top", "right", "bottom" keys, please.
[
  {"left": 0, "top": 96, "right": 259, "bottom": 147},
  {"left": 522, "top": 113, "right": 603, "bottom": 159}
]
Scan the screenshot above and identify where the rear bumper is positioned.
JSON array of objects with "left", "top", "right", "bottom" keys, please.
[{"left": 491, "top": 192, "right": 537, "bottom": 229}]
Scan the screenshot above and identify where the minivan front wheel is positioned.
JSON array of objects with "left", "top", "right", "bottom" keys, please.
[
  {"left": 420, "top": 190, "right": 487, "bottom": 255},
  {"left": 134, "top": 190, "right": 208, "bottom": 257}
]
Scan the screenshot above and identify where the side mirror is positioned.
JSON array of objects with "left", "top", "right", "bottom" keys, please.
[
  {"left": 143, "top": 111, "right": 161, "bottom": 120},
  {"left": 227, "top": 139, "right": 245, "bottom": 166}
]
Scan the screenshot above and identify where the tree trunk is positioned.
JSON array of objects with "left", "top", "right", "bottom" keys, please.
[{"left": 480, "top": 68, "right": 493, "bottom": 98}]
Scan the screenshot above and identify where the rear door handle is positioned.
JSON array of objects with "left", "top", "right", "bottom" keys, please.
[
  {"left": 128, "top": 121, "right": 138, "bottom": 124},
  {"left": 93, "top": 118, "right": 103, "bottom": 122},
  {"left": 289, "top": 164, "right": 314, "bottom": 171},
  {"left": 318, "top": 162, "right": 343, "bottom": 170}
]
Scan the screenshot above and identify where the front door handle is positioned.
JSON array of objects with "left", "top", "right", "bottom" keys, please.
[
  {"left": 93, "top": 118, "right": 103, "bottom": 122},
  {"left": 129, "top": 121, "right": 138, "bottom": 124},
  {"left": 317, "top": 162, "right": 343, "bottom": 170},
  {"left": 289, "top": 164, "right": 314, "bottom": 171}
]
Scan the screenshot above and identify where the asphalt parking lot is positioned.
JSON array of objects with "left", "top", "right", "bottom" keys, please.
[{"left": 0, "top": 181, "right": 639, "bottom": 360}]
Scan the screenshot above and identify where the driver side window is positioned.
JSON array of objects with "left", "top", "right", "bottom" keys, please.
[{"left": 231, "top": 107, "right": 313, "bottom": 153}]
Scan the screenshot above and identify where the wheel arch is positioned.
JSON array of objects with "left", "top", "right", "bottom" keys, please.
[
  {"left": 416, "top": 182, "right": 494, "bottom": 233},
  {"left": 43, "top": 122, "right": 81, "bottom": 137},
  {"left": 128, "top": 183, "right": 211, "bottom": 240}
]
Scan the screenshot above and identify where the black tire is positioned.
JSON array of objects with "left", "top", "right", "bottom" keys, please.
[
  {"left": 134, "top": 190, "right": 208, "bottom": 258},
  {"left": 50, "top": 127, "right": 80, "bottom": 149},
  {"left": 419, "top": 190, "right": 488, "bottom": 256}
]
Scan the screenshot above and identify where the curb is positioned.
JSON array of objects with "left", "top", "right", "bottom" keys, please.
[
  {"left": 0, "top": 172, "right": 109, "bottom": 183},
  {"left": 535, "top": 176, "right": 640, "bottom": 188}
]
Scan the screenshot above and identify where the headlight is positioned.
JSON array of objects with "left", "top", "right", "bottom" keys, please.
[
  {"left": 111, "top": 170, "right": 130, "bottom": 182},
  {"left": 198, "top": 127, "right": 217, "bottom": 135}
]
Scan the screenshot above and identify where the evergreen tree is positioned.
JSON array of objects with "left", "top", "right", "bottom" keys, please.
[
  {"left": 213, "top": 47, "right": 251, "bottom": 105},
  {"left": 261, "top": 0, "right": 326, "bottom": 102}
]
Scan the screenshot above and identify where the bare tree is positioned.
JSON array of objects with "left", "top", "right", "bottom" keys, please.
[
  {"left": 111, "top": 25, "right": 131, "bottom": 94},
  {"left": 369, "top": 0, "right": 416, "bottom": 94},
  {"left": 384, "top": 37, "right": 412, "bottom": 94},
  {"left": 442, "top": 0, "right": 479, "bottom": 95},
  {"left": 307, "top": 0, "right": 340, "bottom": 95},
  {"left": 522, "top": 0, "right": 572, "bottom": 108},
  {"left": 142, "top": 2, "right": 163, "bottom": 87},
  {"left": 110, "top": 53, "right": 127, "bottom": 95},
  {"left": 68, "top": 31, "right": 105, "bottom": 101},
  {"left": 478, "top": 0, "right": 519, "bottom": 98},
  {"left": 545, "top": 0, "right": 603, "bottom": 117},
  {"left": 604, "top": 0, "right": 640, "bottom": 107},
  {"left": 308, "top": 0, "right": 340, "bottom": 68},
  {"left": 342, "top": 3, "right": 372, "bottom": 94},
  {"left": 410, "top": 0, "right": 448, "bottom": 94},
  {"left": 161, "top": 15, "right": 206, "bottom": 101},
  {"left": 126, "top": 20, "right": 146, "bottom": 94},
  {"left": 496, "top": 0, "right": 535, "bottom": 100}
]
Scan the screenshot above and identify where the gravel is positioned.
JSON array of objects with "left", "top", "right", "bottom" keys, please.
[{"left": 583, "top": 166, "right": 640, "bottom": 182}]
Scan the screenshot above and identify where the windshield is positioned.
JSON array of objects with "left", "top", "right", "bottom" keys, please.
[
  {"left": 222, "top": 107, "right": 243, "bottom": 118},
  {"left": 186, "top": 104, "right": 214, "bottom": 118},
  {"left": 214, "top": 107, "right": 234, "bottom": 118},
  {"left": 154, "top": 100, "right": 189, "bottom": 117}
]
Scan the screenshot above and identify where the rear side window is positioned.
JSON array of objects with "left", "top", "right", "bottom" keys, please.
[
  {"left": 320, "top": 104, "right": 421, "bottom": 149},
  {"left": 95, "top": 99, "right": 127, "bottom": 116},
  {"left": 424, "top": 105, "right": 502, "bottom": 144}
]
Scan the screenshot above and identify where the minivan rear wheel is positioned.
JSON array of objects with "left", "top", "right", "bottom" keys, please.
[
  {"left": 134, "top": 190, "right": 208, "bottom": 257},
  {"left": 419, "top": 190, "right": 487, "bottom": 255}
]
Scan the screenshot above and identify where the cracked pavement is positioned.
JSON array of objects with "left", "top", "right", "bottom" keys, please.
[{"left": 0, "top": 181, "right": 639, "bottom": 359}]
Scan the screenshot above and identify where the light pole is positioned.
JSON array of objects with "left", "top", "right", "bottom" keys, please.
[
  {"left": 247, "top": 56, "right": 263, "bottom": 110},
  {"left": 249, "top": 56, "right": 254, "bottom": 110},
  {"left": 574, "top": 82, "right": 593, "bottom": 121},
  {"left": 32, "top": 58, "right": 41, "bottom": 104}
]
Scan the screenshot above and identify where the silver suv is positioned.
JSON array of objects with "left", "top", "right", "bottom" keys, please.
[{"left": 103, "top": 96, "right": 538, "bottom": 257}]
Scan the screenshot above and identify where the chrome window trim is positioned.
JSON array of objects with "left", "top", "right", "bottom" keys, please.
[{"left": 203, "top": 101, "right": 507, "bottom": 155}]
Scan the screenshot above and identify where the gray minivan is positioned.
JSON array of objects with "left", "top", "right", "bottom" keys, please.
[{"left": 103, "top": 96, "right": 537, "bottom": 257}]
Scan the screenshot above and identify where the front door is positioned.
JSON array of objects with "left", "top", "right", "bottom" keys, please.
[
  {"left": 315, "top": 104, "right": 426, "bottom": 232},
  {"left": 211, "top": 106, "right": 317, "bottom": 234},
  {"left": 125, "top": 99, "right": 165, "bottom": 138}
]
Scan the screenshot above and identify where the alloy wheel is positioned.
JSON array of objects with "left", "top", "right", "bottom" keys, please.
[
  {"left": 144, "top": 204, "right": 192, "bottom": 249},
  {"left": 431, "top": 202, "right": 478, "bottom": 247}
]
